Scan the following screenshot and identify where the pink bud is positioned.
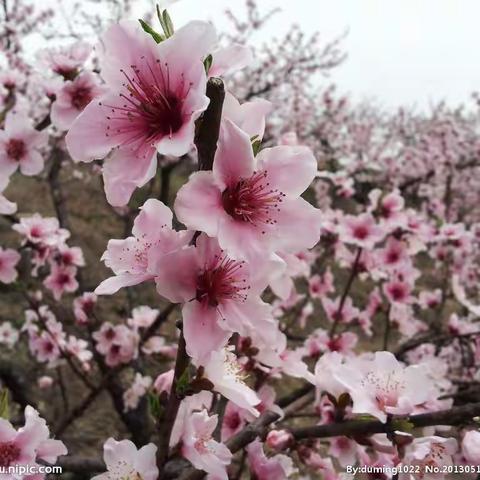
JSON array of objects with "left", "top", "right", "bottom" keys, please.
[
  {"left": 266, "top": 429, "right": 293, "bottom": 451},
  {"left": 38, "top": 375, "right": 54, "bottom": 389},
  {"left": 153, "top": 369, "right": 174, "bottom": 394}
]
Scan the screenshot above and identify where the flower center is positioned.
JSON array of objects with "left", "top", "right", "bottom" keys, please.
[
  {"left": 6, "top": 139, "right": 26, "bottom": 161},
  {"left": 221, "top": 171, "right": 285, "bottom": 230},
  {"left": 0, "top": 441, "right": 20, "bottom": 467},
  {"left": 102, "top": 59, "right": 189, "bottom": 156},
  {"left": 353, "top": 225, "right": 369, "bottom": 240},
  {"left": 71, "top": 86, "right": 93, "bottom": 110},
  {"left": 196, "top": 254, "right": 248, "bottom": 307}
]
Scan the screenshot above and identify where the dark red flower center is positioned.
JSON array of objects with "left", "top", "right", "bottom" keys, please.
[
  {"left": 353, "top": 225, "right": 369, "bottom": 240},
  {"left": 102, "top": 58, "right": 188, "bottom": 157},
  {"left": 0, "top": 441, "right": 21, "bottom": 467},
  {"left": 71, "top": 86, "right": 93, "bottom": 110},
  {"left": 6, "top": 138, "right": 25, "bottom": 161},
  {"left": 196, "top": 254, "right": 248, "bottom": 307},
  {"left": 221, "top": 171, "right": 285, "bottom": 231}
]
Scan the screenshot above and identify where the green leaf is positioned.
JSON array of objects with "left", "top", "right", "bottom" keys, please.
[
  {"left": 0, "top": 389, "right": 9, "bottom": 420},
  {"left": 147, "top": 392, "right": 163, "bottom": 419},
  {"left": 157, "top": 6, "right": 174, "bottom": 38},
  {"left": 138, "top": 19, "right": 164, "bottom": 44},
  {"left": 176, "top": 368, "right": 191, "bottom": 396},
  {"left": 203, "top": 54, "right": 213, "bottom": 75},
  {"left": 252, "top": 138, "right": 262, "bottom": 156},
  {"left": 391, "top": 418, "right": 415, "bottom": 433}
]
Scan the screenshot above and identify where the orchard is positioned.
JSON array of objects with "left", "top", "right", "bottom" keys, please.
[{"left": 2, "top": 1, "right": 480, "bottom": 479}]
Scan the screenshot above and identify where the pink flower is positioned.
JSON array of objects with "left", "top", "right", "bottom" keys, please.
[
  {"left": 266, "top": 430, "right": 293, "bottom": 452},
  {"left": 339, "top": 213, "right": 385, "bottom": 249},
  {"left": 247, "top": 439, "right": 295, "bottom": 480},
  {"left": 399, "top": 436, "right": 458, "bottom": 480},
  {"left": 66, "top": 21, "right": 216, "bottom": 206},
  {"left": 37, "top": 376, "right": 54, "bottom": 389},
  {"left": 150, "top": 234, "right": 274, "bottom": 363},
  {"left": 57, "top": 245, "right": 85, "bottom": 267},
  {"left": 0, "top": 406, "right": 67, "bottom": 471},
  {"left": 95, "top": 199, "right": 191, "bottom": 295},
  {"left": 208, "top": 44, "right": 252, "bottom": 77},
  {"left": 0, "top": 110, "right": 48, "bottom": 177},
  {"left": 93, "top": 323, "right": 139, "bottom": 367},
  {"left": 38, "top": 42, "right": 91, "bottom": 78},
  {"left": 92, "top": 438, "right": 158, "bottom": 480},
  {"left": 0, "top": 247, "right": 20, "bottom": 284},
  {"left": 43, "top": 264, "right": 79, "bottom": 300},
  {"left": 0, "top": 321, "right": 19, "bottom": 348},
  {"left": 462, "top": 430, "right": 480, "bottom": 463},
  {"left": 175, "top": 119, "right": 320, "bottom": 260},
  {"left": 51, "top": 71, "right": 105, "bottom": 130},
  {"left": 222, "top": 91, "right": 272, "bottom": 139},
  {"left": 181, "top": 410, "right": 232, "bottom": 480},
  {"left": 127, "top": 305, "right": 159, "bottom": 330},
  {"left": 383, "top": 279, "right": 413, "bottom": 304},
  {"left": 199, "top": 348, "right": 260, "bottom": 415},
  {"left": 123, "top": 373, "right": 152, "bottom": 411},
  {"left": 328, "top": 436, "right": 358, "bottom": 468},
  {"left": 153, "top": 369, "right": 174, "bottom": 394},
  {"left": 322, "top": 296, "right": 360, "bottom": 326},
  {"left": 308, "top": 269, "right": 334, "bottom": 299},
  {"left": 0, "top": 175, "right": 16, "bottom": 214},
  {"left": 73, "top": 292, "right": 97, "bottom": 324},
  {"left": 13, "top": 214, "right": 69, "bottom": 246},
  {"left": 334, "top": 351, "right": 437, "bottom": 422}
]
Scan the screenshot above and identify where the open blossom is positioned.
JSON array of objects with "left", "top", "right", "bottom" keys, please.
[
  {"left": 127, "top": 305, "right": 159, "bottom": 330},
  {"left": 0, "top": 110, "right": 48, "bottom": 177},
  {"left": 150, "top": 233, "right": 274, "bottom": 363},
  {"left": 92, "top": 438, "right": 158, "bottom": 480},
  {"left": 334, "top": 351, "right": 437, "bottom": 422},
  {"left": 0, "top": 247, "right": 21, "bottom": 284},
  {"left": 399, "top": 436, "right": 458, "bottom": 480},
  {"left": 51, "top": 71, "right": 105, "bottom": 130},
  {"left": 66, "top": 21, "right": 216, "bottom": 206},
  {"left": 247, "top": 439, "right": 295, "bottom": 480},
  {"left": 462, "top": 430, "right": 480, "bottom": 463},
  {"left": 181, "top": 410, "right": 232, "bottom": 480},
  {"left": 13, "top": 214, "right": 69, "bottom": 246},
  {"left": 43, "top": 264, "right": 79, "bottom": 300},
  {"left": 0, "top": 321, "right": 19, "bottom": 348},
  {"left": 222, "top": 91, "right": 272, "bottom": 139},
  {"left": 339, "top": 213, "right": 385, "bottom": 249},
  {"left": 93, "top": 323, "right": 139, "bottom": 367},
  {"left": 73, "top": 292, "right": 97, "bottom": 324},
  {"left": 175, "top": 119, "right": 320, "bottom": 260},
  {"left": 96, "top": 199, "right": 191, "bottom": 295},
  {"left": 38, "top": 42, "right": 91, "bottom": 78},
  {"left": 199, "top": 348, "right": 260, "bottom": 415},
  {"left": 0, "top": 405, "right": 67, "bottom": 472},
  {"left": 123, "top": 373, "right": 152, "bottom": 411},
  {"left": 0, "top": 175, "right": 16, "bottom": 214}
]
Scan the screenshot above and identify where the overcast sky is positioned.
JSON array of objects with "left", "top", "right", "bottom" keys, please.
[{"left": 139, "top": 0, "right": 480, "bottom": 111}]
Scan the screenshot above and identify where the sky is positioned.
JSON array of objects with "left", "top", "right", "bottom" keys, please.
[{"left": 135, "top": 0, "right": 480, "bottom": 111}]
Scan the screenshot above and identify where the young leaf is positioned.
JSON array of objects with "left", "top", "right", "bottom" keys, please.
[
  {"left": 138, "top": 19, "right": 164, "bottom": 44},
  {"left": 157, "top": 6, "right": 175, "bottom": 38},
  {"left": 204, "top": 54, "right": 213, "bottom": 75}
]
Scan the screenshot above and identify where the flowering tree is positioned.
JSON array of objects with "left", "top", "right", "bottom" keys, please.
[{"left": 2, "top": 1, "right": 480, "bottom": 479}]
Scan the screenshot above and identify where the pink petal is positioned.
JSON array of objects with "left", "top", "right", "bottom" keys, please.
[
  {"left": 150, "top": 247, "right": 198, "bottom": 303},
  {"left": 65, "top": 92, "right": 123, "bottom": 162},
  {"left": 132, "top": 199, "right": 173, "bottom": 239},
  {"left": 213, "top": 119, "right": 255, "bottom": 187},
  {"left": 103, "top": 148, "right": 157, "bottom": 206},
  {"left": 257, "top": 145, "right": 317, "bottom": 197},
  {"left": 209, "top": 44, "right": 253, "bottom": 77},
  {"left": 174, "top": 171, "right": 225, "bottom": 236},
  {"left": 20, "top": 150, "right": 44, "bottom": 176},
  {"left": 95, "top": 273, "right": 152, "bottom": 295},
  {"left": 182, "top": 301, "right": 231, "bottom": 364}
]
